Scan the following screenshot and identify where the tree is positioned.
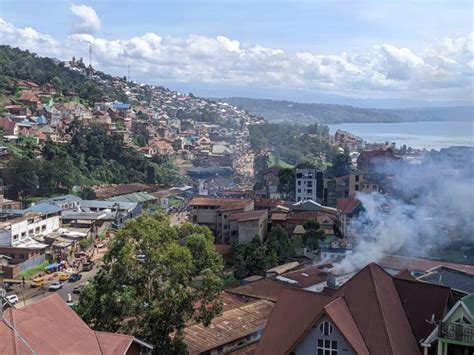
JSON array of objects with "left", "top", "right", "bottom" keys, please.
[
  {"left": 77, "top": 214, "right": 224, "bottom": 353},
  {"left": 266, "top": 225, "right": 293, "bottom": 264},
  {"left": 302, "top": 219, "right": 325, "bottom": 251},
  {"left": 328, "top": 153, "right": 351, "bottom": 177},
  {"left": 232, "top": 236, "right": 277, "bottom": 280}
]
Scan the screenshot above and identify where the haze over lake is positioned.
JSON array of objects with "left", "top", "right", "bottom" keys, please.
[{"left": 328, "top": 121, "right": 474, "bottom": 150}]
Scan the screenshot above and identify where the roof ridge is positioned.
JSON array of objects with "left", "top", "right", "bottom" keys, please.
[
  {"left": 13, "top": 305, "right": 90, "bottom": 330},
  {"left": 337, "top": 295, "right": 371, "bottom": 352},
  {"left": 369, "top": 264, "right": 395, "bottom": 355}
]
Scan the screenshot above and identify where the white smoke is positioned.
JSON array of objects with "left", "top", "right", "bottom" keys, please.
[{"left": 331, "top": 154, "right": 474, "bottom": 275}]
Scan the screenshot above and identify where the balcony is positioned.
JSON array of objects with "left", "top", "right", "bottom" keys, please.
[{"left": 439, "top": 322, "right": 474, "bottom": 343}]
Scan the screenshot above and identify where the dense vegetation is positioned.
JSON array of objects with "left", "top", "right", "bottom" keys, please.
[
  {"left": 3, "top": 125, "right": 182, "bottom": 200},
  {"left": 77, "top": 215, "right": 224, "bottom": 353},
  {"left": 0, "top": 45, "right": 127, "bottom": 103},
  {"left": 249, "top": 122, "right": 335, "bottom": 166},
  {"left": 224, "top": 97, "right": 474, "bottom": 124}
]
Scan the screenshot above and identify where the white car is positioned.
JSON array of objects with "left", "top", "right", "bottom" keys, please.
[
  {"left": 48, "top": 281, "right": 64, "bottom": 291},
  {"left": 6, "top": 294, "right": 19, "bottom": 304}
]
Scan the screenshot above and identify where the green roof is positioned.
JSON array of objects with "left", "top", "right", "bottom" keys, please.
[
  {"left": 462, "top": 293, "right": 474, "bottom": 315},
  {"left": 106, "top": 192, "right": 157, "bottom": 204}
]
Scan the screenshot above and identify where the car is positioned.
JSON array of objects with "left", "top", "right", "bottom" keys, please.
[
  {"left": 58, "top": 273, "right": 70, "bottom": 281},
  {"left": 68, "top": 273, "right": 82, "bottom": 283},
  {"left": 31, "top": 277, "right": 44, "bottom": 288},
  {"left": 5, "top": 294, "right": 19, "bottom": 305},
  {"left": 73, "top": 283, "right": 87, "bottom": 294},
  {"left": 48, "top": 281, "right": 64, "bottom": 291}
]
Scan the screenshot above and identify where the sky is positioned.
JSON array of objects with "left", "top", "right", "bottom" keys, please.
[{"left": 0, "top": 0, "right": 473, "bottom": 107}]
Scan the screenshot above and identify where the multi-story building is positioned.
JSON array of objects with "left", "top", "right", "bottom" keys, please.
[
  {"left": 422, "top": 293, "right": 474, "bottom": 355},
  {"left": 295, "top": 169, "right": 323, "bottom": 203},
  {"left": 324, "top": 172, "right": 379, "bottom": 207}
]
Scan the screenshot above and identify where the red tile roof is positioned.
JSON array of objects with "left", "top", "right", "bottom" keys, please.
[
  {"left": 228, "top": 210, "right": 266, "bottom": 222},
  {"left": 184, "top": 300, "right": 274, "bottom": 354},
  {"left": 278, "top": 265, "right": 328, "bottom": 288},
  {"left": 336, "top": 197, "right": 360, "bottom": 214},
  {"left": 0, "top": 293, "right": 151, "bottom": 354},
  {"left": 257, "top": 263, "right": 431, "bottom": 355},
  {"left": 190, "top": 197, "right": 250, "bottom": 207},
  {"left": 227, "top": 278, "right": 296, "bottom": 302}
]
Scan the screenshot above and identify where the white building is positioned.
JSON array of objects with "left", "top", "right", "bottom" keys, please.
[
  {"left": 0, "top": 212, "right": 60, "bottom": 247},
  {"left": 295, "top": 169, "right": 318, "bottom": 202}
]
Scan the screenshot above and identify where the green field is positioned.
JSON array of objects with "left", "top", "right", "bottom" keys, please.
[{"left": 268, "top": 155, "right": 295, "bottom": 169}]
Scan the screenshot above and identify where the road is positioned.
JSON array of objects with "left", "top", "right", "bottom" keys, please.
[{"left": 7, "top": 248, "right": 107, "bottom": 308}]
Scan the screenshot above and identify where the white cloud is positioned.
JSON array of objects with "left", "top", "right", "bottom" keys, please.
[
  {"left": 70, "top": 4, "right": 101, "bottom": 34},
  {"left": 0, "top": 16, "right": 472, "bottom": 102}
]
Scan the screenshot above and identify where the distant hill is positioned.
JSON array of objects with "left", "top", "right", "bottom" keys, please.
[{"left": 222, "top": 97, "right": 473, "bottom": 124}]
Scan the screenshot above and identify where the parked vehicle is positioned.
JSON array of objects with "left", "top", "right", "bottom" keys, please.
[
  {"left": 73, "top": 283, "right": 87, "bottom": 294},
  {"left": 48, "top": 281, "right": 64, "bottom": 291},
  {"left": 31, "top": 277, "right": 44, "bottom": 288},
  {"left": 95, "top": 242, "right": 105, "bottom": 248},
  {"left": 68, "top": 273, "right": 82, "bottom": 283},
  {"left": 58, "top": 273, "right": 70, "bottom": 281},
  {"left": 82, "top": 261, "right": 95, "bottom": 272},
  {"left": 6, "top": 294, "right": 19, "bottom": 304}
]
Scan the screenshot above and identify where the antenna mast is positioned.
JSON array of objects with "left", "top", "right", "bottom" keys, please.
[
  {"left": 127, "top": 64, "right": 130, "bottom": 82},
  {"left": 89, "top": 44, "right": 92, "bottom": 78}
]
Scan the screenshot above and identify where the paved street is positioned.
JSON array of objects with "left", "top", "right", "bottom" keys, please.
[{"left": 7, "top": 248, "right": 107, "bottom": 308}]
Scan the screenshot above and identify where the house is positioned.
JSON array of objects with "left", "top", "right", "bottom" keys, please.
[
  {"left": 336, "top": 197, "right": 362, "bottom": 244},
  {"left": 18, "top": 90, "right": 41, "bottom": 108},
  {"left": 189, "top": 197, "right": 254, "bottom": 242},
  {"left": 228, "top": 210, "right": 268, "bottom": 244},
  {"left": 357, "top": 148, "right": 401, "bottom": 173},
  {"left": 183, "top": 300, "right": 274, "bottom": 355},
  {"left": 16, "top": 80, "right": 39, "bottom": 92},
  {"left": 0, "top": 117, "right": 18, "bottom": 135},
  {"left": 256, "top": 263, "right": 451, "bottom": 355},
  {"left": 0, "top": 293, "right": 153, "bottom": 354},
  {"left": 422, "top": 293, "right": 474, "bottom": 355},
  {"left": 39, "top": 194, "right": 82, "bottom": 212},
  {"left": 324, "top": 172, "right": 379, "bottom": 207}
]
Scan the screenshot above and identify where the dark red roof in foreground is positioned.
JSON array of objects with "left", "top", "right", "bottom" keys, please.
[
  {"left": 0, "top": 293, "right": 151, "bottom": 354},
  {"left": 256, "top": 263, "right": 448, "bottom": 355}
]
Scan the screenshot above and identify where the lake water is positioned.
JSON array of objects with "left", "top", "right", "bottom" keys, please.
[{"left": 328, "top": 121, "right": 474, "bottom": 150}]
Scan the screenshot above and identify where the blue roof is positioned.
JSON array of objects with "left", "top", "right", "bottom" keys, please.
[
  {"left": 112, "top": 102, "right": 130, "bottom": 109},
  {"left": 25, "top": 202, "right": 61, "bottom": 214},
  {"left": 36, "top": 115, "right": 47, "bottom": 125}
]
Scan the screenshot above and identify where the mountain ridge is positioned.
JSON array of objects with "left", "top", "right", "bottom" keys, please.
[{"left": 220, "top": 97, "right": 474, "bottom": 124}]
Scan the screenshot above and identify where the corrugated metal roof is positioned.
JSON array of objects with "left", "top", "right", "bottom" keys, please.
[{"left": 106, "top": 192, "right": 157, "bottom": 204}]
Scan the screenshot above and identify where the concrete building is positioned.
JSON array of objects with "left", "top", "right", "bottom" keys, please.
[
  {"left": 189, "top": 197, "right": 254, "bottom": 243},
  {"left": 228, "top": 210, "right": 268, "bottom": 244},
  {"left": 295, "top": 169, "right": 323, "bottom": 203}
]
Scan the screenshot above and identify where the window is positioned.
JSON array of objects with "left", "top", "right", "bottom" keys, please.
[
  {"left": 35, "top": 227, "right": 40, "bottom": 233},
  {"left": 41, "top": 225, "right": 46, "bottom": 231},
  {"left": 19, "top": 254, "right": 25, "bottom": 259},
  {"left": 307, "top": 181, "right": 313, "bottom": 187},
  {"left": 355, "top": 175, "right": 359, "bottom": 182},
  {"left": 307, "top": 189, "right": 313, "bottom": 194},
  {"left": 13, "top": 234, "right": 18, "bottom": 240},
  {"left": 317, "top": 339, "right": 338, "bottom": 355},
  {"left": 355, "top": 184, "right": 359, "bottom": 191},
  {"left": 298, "top": 181, "right": 301, "bottom": 185},
  {"left": 29, "top": 229, "right": 33, "bottom": 235},
  {"left": 21, "top": 232, "right": 26, "bottom": 238},
  {"left": 319, "top": 321, "right": 333, "bottom": 336}
]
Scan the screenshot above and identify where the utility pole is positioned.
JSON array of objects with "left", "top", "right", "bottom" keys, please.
[{"left": 127, "top": 64, "right": 130, "bottom": 82}]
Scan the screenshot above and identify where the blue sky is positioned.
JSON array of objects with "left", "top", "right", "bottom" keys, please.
[{"left": 1, "top": 0, "right": 473, "bottom": 106}]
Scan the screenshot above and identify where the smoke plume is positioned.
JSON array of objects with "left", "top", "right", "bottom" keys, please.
[{"left": 331, "top": 154, "right": 474, "bottom": 275}]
